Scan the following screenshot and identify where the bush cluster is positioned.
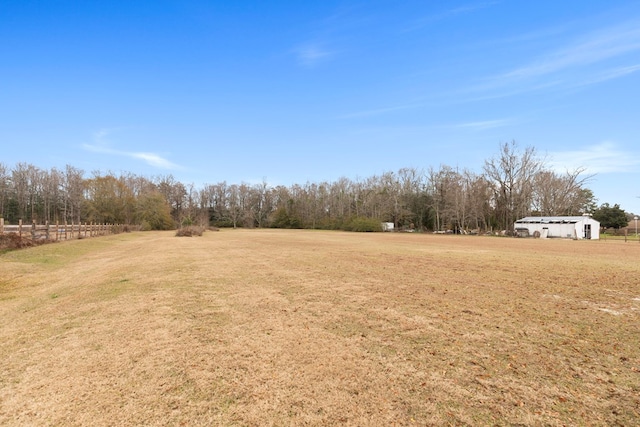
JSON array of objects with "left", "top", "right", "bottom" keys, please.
[
  {"left": 0, "top": 233, "right": 50, "bottom": 252},
  {"left": 175, "top": 226, "right": 205, "bottom": 237},
  {"left": 343, "top": 217, "right": 384, "bottom": 232}
]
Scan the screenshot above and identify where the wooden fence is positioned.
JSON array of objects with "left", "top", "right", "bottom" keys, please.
[{"left": 0, "top": 218, "right": 115, "bottom": 241}]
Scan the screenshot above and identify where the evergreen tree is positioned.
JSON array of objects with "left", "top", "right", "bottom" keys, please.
[{"left": 592, "top": 203, "right": 627, "bottom": 229}]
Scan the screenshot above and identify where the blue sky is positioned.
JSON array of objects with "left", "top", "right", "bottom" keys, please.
[{"left": 2, "top": 1, "right": 640, "bottom": 214}]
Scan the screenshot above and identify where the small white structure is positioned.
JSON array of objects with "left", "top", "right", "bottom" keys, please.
[
  {"left": 514, "top": 215, "right": 600, "bottom": 240},
  {"left": 381, "top": 222, "right": 394, "bottom": 232}
]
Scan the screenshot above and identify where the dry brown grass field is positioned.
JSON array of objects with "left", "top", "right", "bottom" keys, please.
[{"left": 1, "top": 229, "right": 639, "bottom": 426}]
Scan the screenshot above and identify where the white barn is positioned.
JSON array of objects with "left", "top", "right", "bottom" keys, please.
[{"left": 514, "top": 215, "right": 600, "bottom": 240}]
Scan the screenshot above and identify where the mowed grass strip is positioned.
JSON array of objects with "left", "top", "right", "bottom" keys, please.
[{"left": 1, "top": 229, "right": 639, "bottom": 426}]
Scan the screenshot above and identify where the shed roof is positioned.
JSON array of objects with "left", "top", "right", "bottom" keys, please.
[{"left": 515, "top": 216, "right": 599, "bottom": 224}]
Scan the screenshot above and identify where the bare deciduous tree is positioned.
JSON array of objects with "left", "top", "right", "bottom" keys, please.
[
  {"left": 0, "top": 163, "right": 10, "bottom": 219},
  {"left": 1, "top": 145, "right": 596, "bottom": 233},
  {"left": 532, "top": 168, "right": 592, "bottom": 216},
  {"left": 63, "top": 165, "right": 85, "bottom": 224},
  {"left": 483, "top": 141, "right": 543, "bottom": 232}
]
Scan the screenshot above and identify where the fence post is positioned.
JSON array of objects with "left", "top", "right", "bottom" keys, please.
[
  {"left": 45, "top": 220, "right": 50, "bottom": 240},
  {"left": 31, "top": 220, "right": 36, "bottom": 240},
  {"left": 0, "top": 218, "right": 3, "bottom": 234}
]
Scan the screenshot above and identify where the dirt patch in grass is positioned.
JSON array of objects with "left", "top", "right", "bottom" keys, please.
[{"left": 1, "top": 230, "right": 639, "bottom": 425}]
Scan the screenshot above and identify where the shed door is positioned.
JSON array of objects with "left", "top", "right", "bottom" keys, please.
[{"left": 584, "top": 224, "right": 591, "bottom": 239}]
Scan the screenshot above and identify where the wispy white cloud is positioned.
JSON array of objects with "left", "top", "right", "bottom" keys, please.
[
  {"left": 486, "top": 23, "right": 570, "bottom": 46},
  {"left": 82, "top": 129, "right": 182, "bottom": 170},
  {"left": 294, "top": 43, "right": 336, "bottom": 68},
  {"left": 131, "top": 152, "right": 181, "bottom": 169},
  {"left": 576, "top": 63, "right": 640, "bottom": 86},
  {"left": 291, "top": 3, "right": 376, "bottom": 68},
  {"left": 504, "top": 22, "right": 640, "bottom": 80},
  {"left": 338, "top": 103, "right": 425, "bottom": 119},
  {"left": 93, "top": 129, "right": 109, "bottom": 140},
  {"left": 406, "top": 1, "right": 499, "bottom": 31},
  {"left": 456, "top": 118, "right": 514, "bottom": 130},
  {"left": 461, "top": 80, "right": 565, "bottom": 103},
  {"left": 347, "top": 124, "right": 433, "bottom": 136},
  {"left": 547, "top": 142, "right": 640, "bottom": 174},
  {"left": 443, "top": 1, "right": 500, "bottom": 17},
  {"left": 477, "top": 20, "right": 640, "bottom": 95},
  {"left": 91, "top": 127, "right": 131, "bottom": 143}
]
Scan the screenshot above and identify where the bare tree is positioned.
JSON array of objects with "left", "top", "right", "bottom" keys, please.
[
  {"left": 210, "top": 181, "right": 230, "bottom": 226},
  {"left": 83, "top": 172, "right": 135, "bottom": 224},
  {"left": 182, "top": 182, "right": 200, "bottom": 225},
  {"left": 248, "top": 180, "right": 272, "bottom": 228},
  {"left": 63, "top": 165, "right": 85, "bottom": 224},
  {"left": 483, "top": 141, "right": 543, "bottom": 232},
  {"left": 428, "top": 165, "right": 461, "bottom": 232},
  {"left": 226, "top": 184, "right": 242, "bottom": 228},
  {"left": 11, "top": 163, "right": 35, "bottom": 221},
  {"left": 532, "top": 168, "right": 592, "bottom": 216},
  {"left": 155, "top": 175, "right": 186, "bottom": 224},
  {"left": 329, "top": 177, "right": 354, "bottom": 222},
  {"left": 42, "top": 168, "right": 63, "bottom": 223},
  {"left": 464, "top": 172, "right": 492, "bottom": 232},
  {"left": 0, "top": 163, "right": 10, "bottom": 219},
  {"left": 397, "top": 167, "right": 423, "bottom": 229},
  {"left": 0, "top": 149, "right": 596, "bottom": 233}
]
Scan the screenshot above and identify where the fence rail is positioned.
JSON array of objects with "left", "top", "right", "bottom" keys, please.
[{"left": 0, "top": 218, "right": 115, "bottom": 241}]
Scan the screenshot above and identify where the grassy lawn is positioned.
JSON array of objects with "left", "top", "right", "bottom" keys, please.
[
  {"left": 601, "top": 233, "right": 640, "bottom": 242},
  {"left": 1, "top": 229, "right": 639, "bottom": 426}
]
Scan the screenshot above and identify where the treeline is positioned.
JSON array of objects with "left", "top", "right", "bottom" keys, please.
[{"left": 0, "top": 142, "right": 596, "bottom": 232}]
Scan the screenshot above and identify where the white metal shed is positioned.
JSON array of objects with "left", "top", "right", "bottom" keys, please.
[{"left": 514, "top": 215, "right": 600, "bottom": 240}]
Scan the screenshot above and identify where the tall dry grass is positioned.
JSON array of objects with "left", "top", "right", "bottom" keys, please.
[{"left": 1, "top": 230, "right": 639, "bottom": 425}]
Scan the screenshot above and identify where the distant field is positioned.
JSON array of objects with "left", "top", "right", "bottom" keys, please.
[{"left": 1, "top": 230, "right": 639, "bottom": 426}]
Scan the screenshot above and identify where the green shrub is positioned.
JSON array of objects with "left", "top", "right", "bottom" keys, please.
[
  {"left": 343, "top": 217, "right": 382, "bottom": 232},
  {"left": 134, "top": 192, "right": 174, "bottom": 230},
  {"left": 270, "top": 207, "right": 303, "bottom": 229},
  {"left": 211, "top": 219, "right": 236, "bottom": 228}
]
